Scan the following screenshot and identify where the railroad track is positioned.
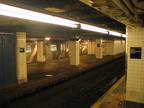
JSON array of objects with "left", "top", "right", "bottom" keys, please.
[{"left": 10, "top": 57, "right": 125, "bottom": 108}]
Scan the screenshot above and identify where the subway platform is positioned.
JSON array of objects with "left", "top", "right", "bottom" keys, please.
[
  {"left": 0, "top": 54, "right": 125, "bottom": 107},
  {"left": 91, "top": 75, "right": 125, "bottom": 108}
]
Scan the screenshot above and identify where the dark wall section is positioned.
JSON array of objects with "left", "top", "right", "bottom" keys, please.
[
  {"left": 0, "top": 36, "right": 4, "bottom": 87},
  {"left": 126, "top": 101, "right": 144, "bottom": 108},
  {"left": 0, "top": 35, "right": 16, "bottom": 88}
]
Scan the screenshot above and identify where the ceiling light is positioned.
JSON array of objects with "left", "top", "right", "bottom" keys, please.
[
  {"left": 81, "top": 24, "right": 108, "bottom": 34},
  {"left": 122, "top": 34, "right": 126, "bottom": 38},
  {"left": 109, "top": 31, "right": 122, "bottom": 37},
  {"left": 45, "top": 37, "right": 50, "bottom": 40},
  {"left": 0, "top": 3, "right": 126, "bottom": 38},
  {"left": 79, "top": 39, "right": 82, "bottom": 41},
  {"left": 0, "top": 3, "right": 78, "bottom": 28}
]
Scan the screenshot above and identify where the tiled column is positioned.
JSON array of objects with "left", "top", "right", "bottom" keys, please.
[
  {"left": 122, "top": 39, "right": 126, "bottom": 53},
  {"left": 16, "top": 32, "right": 27, "bottom": 84},
  {"left": 109, "top": 40, "right": 115, "bottom": 55},
  {"left": 95, "top": 38, "right": 103, "bottom": 59},
  {"left": 91, "top": 42, "right": 96, "bottom": 54},
  {"left": 45, "top": 44, "right": 48, "bottom": 60},
  {"left": 126, "top": 26, "right": 144, "bottom": 107},
  {"left": 69, "top": 39, "right": 80, "bottom": 66},
  {"left": 37, "top": 41, "right": 45, "bottom": 62},
  {"left": 88, "top": 42, "right": 92, "bottom": 54}
]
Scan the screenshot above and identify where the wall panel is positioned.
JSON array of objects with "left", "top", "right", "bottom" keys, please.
[
  {"left": 3, "top": 36, "right": 16, "bottom": 86},
  {"left": 0, "top": 37, "right": 4, "bottom": 87},
  {"left": 0, "top": 35, "right": 16, "bottom": 88}
]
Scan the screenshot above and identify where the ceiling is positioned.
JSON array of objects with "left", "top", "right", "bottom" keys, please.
[
  {"left": 80, "top": 0, "right": 144, "bottom": 27},
  {"left": 0, "top": 0, "right": 129, "bottom": 39}
]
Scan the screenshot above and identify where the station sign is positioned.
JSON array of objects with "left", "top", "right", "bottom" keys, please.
[
  {"left": 130, "top": 47, "right": 141, "bottom": 59},
  {"left": 19, "top": 48, "right": 25, "bottom": 53},
  {"left": 97, "top": 44, "right": 101, "bottom": 47}
]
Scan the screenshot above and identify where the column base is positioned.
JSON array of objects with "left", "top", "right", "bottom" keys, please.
[
  {"left": 126, "top": 101, "right": 144, "bottom": 108},
  {"left": 37, "top": 61, "right": 46, "bottom": 63},
  {"left": 95, "top": 55, "right": 103, "bottom": 59},
  {"left": 96, "top": 57, "right": 103, "bottom": 59},
  {"left": 18, "top": 78, "right": 28, "bottom": 85},
  {"left": 70, "top": 65, "right": 80, "bottom": 68}
]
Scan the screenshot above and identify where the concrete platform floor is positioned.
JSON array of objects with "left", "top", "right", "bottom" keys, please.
[
  {"left": 27, "top": 54, "right": 124, "bottom": 82},
  {"left": 0, "top": 54, "right": 124, "bottom": 101},
  {"left": 91, "top": 75, "right": 125, "bottom": 108}
]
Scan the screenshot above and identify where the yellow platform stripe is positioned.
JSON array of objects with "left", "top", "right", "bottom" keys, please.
[{"left": 91, "top": 75, "right": 125, "bottom": 108}]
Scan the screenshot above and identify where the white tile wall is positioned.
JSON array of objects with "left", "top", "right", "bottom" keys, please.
[
  {"left": 114, "top": 39, "right": 125, "bottom": 55},
  {"left": 109, "top": 40, "right": 115, "bottom": 55},
  {"left": 102, "top": 40, "right": 110, "bottom": 55},
  {"left": 126, "top": 27, "right": 144, "bottom": 103},
  {"left": 103, "top": 39, "right": 125, "bottom": 56}
]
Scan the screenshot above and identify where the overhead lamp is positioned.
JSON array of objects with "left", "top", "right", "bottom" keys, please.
[
  {"left": 0, "top": 3, "right": 79, "bottom": 28},
  {"left": 79, "top": 39, "right": 82, "bottom": 41},
  {"left": 81, "top": 24, "right": 108, "bottom": 34},
  {"left": 109, "top": 31, "right": 122, "bottom": 37},
  {"left": 45, "top": 37, "right": 50, "bottom": 40},
  {"left": 122, "top": 34, "right": 126, "bottom": 38},
  {"left": 0, "top": 3, "right": 126, "bottom": 38}
]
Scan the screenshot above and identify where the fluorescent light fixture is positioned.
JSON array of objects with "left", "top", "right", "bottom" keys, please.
[
  {"left": 0, "top": 3, "right": 126, "bottom": 38},
  {"left": 45, "top": 37, "right": 50, "bottom": 40},
  {"left": 81, "top": 24, "right": 108, "bottom": 34},
  {"left": 79, "top": 39, "right": 81, "bottom": 41},
  {"left": 81, "top": 24, "right": 126, "bottom": 38},
  {"left": 109, "top": 31, "right": 122, "bottom": 37},
  {"left": 0, "top": 3, "right": 78, "bottom": 28},
  {"left": 122, "top": 34, "right": 126, "bottom": 38}
]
